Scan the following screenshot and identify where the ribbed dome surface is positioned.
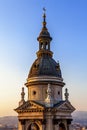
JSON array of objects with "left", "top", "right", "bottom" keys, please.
[
  {"left": 28, "top": 12, "right": 62, "bottom": 79},
  {"left": 28, "top": 56, "right": 62, "bottom": 78}
]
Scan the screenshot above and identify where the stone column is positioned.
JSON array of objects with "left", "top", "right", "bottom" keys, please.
[
  {"left": 46, "top": 117, "right": 53, "bottom": 130},
  {"left": 39, "top": 43, "right": 41, "bottom": 50},
  {"left": 41, "top": 119, "right": 46, "bottom": 130},
  {"left": 48, "top": 43, "right": 50, "bottom": 50},
  {"left": 19, "top": 119, "right": 25, "bottom": 130},
  {"left": 18, "top": 120, "right": 22, "bottom": 130},
  {"left": 67, "top": 119, "right": 72, "bottom": 130},
  {"left": 53, "top": 119, "right": 59, "bottom": 130}
]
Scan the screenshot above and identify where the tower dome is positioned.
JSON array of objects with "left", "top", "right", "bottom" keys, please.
[
  {"left": 28, "top": 57, "right": 62, "bottom": 78},
  {"left": 15, "top": 10, "right": 75, "bottom": 130},
  {"left": 28, "top": 11, "right": 62, "bottom": 79}
]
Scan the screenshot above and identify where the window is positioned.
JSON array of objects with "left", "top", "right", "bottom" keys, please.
[
  {"left": 58, "top": 91, "right": 60, "bottom": 95},
  {"left": 33, "top": 91, "right": 36, "bottom": 95}
]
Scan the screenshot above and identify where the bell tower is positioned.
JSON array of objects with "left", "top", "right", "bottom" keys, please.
[{"left": 15, "top": 10, "right": 75, "bottom": 130}]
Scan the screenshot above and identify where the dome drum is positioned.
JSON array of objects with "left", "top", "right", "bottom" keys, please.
[{"left": 25, "top": 76, "right": 65, "bottom": 87}]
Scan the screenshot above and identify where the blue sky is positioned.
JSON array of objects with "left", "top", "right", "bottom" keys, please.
[{"left": 0, "top": 0, "right": 87, "bottom": 116}]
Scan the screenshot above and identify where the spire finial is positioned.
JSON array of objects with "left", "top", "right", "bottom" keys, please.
[
  {"left": 19, "top": 87, "right": 25, "bottom": 106},
  {"left": 43, "top": 7, "right": 46, "bottom": 13},
  {"left": 43, "top": 7, "right": 46, "bottom": 28},
  {"left": 64, "top": 88, "right": 69, "bottom": 101},
  {"left": 21, "top": 87, "right": 25, "bottom": 101}
]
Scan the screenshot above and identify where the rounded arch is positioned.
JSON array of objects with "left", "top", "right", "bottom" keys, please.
[
  {"left": 59, "top": 123, "right": 66, "bottom": 130},
  {"left": 28, "top": 123, "right": 40, "bottom": 130}
]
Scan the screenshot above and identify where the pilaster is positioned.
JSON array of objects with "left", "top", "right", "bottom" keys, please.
[
  {"left": 67, "top": 119, "right": 72, "bottom": 130},
  {"left": 19, "top": 119, "right": 25, "bottom": 130},
  {"left": 46, "top": 116, "right": 53, "bottom": 130}
]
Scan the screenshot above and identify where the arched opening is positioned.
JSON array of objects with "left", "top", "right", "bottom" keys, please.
[
  {"left": 28, "top": 123, "right": 40, "bottom": 130},
  {"left": 59, "top": 123, "right": 66, "bottom": 130},
  {"left": 46, "top": 42, "right": 48, "bottom": 50},
  {"left": 40, "top": 42, "right": 44, "bottom": 50}
]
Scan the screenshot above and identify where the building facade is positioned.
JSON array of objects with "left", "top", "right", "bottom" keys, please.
[{"left": 15, "top": 11, "right": 75, "bottom": 130}]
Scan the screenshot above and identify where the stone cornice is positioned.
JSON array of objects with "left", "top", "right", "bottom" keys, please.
[
  {"left": 15, "top": 106, "right": 73, "bottom": 114},
  {"left": 15, "top": 100, "right": 75, "bottom": 114},
  {"left": 25, "top": 76, "right": 65, "bottom": 87}
]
